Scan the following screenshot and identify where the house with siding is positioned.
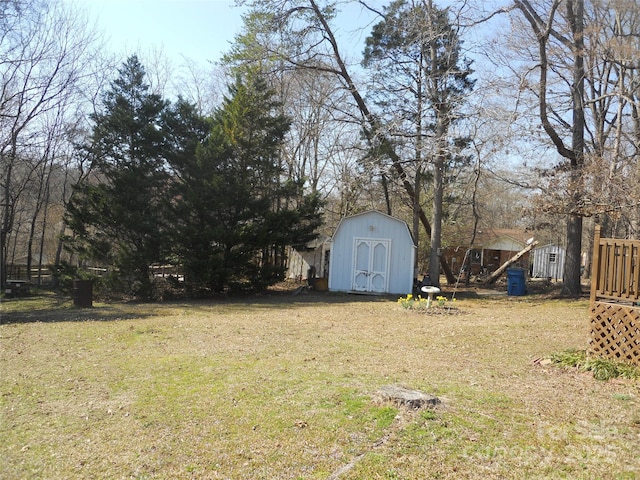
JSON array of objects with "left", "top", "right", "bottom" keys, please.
[{"left": 441, "top": 228, "right": 534, "bottom": 277}]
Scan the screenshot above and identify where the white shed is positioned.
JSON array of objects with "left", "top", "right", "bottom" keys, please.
[
  {"left": 532, "top": 244, "right": 565, "bottom": 280},
  {"left": 287, "top": 236, "right": 330, "bottom": 281},
  {"left": 328, "top": 210, "right": 415, "bottom": 295}
]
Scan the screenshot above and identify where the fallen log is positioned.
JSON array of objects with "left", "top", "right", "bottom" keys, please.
[{"left": 485, "top": 240, "right": 538, "bottom": 285}]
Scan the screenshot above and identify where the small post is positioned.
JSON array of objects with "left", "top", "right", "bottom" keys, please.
[{"left": 590, "top": 225, "right": 601, "bottom": 305}]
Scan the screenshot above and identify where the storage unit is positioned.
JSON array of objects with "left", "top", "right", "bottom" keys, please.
[
  {"left": 532, "top": 244, "right": 565, "bottom": 280},
  {"left": 287, "top": 236, "right": 331, "bottom": 281},
  {"left": 328, "top": 211, "right": 415, "bottom": 295}
]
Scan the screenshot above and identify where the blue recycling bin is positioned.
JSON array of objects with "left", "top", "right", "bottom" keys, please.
[{"left": 506, "top": 268, "right": 526, "bottom": 296}]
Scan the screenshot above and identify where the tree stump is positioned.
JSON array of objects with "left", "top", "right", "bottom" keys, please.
[{"left": 375, "top": 385, "right": 440, "bottom": 409}]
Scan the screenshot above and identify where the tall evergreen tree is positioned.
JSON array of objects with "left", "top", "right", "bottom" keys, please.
[
  {"left": 65, "top": 56, "right": 171, "bottom": 298},
  {"left": 170, "top": 74, "right": 321, "bottom": 294}
]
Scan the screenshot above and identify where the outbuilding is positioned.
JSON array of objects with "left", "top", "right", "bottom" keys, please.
[
  {"left": 531, "top": 244, "right": 565, "bottom": 280},
  {"left": 328, "top": 210, "right": 415, "bottom": 295},
  {"left": 287, "top": 236, "right": 331, "bottom": 282}
]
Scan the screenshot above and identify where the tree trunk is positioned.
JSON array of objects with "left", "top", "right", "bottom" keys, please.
[
  {"left": 37, "top": 184, "right": 51, "bottom": 287},
  {"left": 27, "top": 165, "right": 48, "bottom": 283},
  {"left": 561, "top": 0, "right": 585, "bottom": 297},
  {"left": 429, "top": 155, "right": 444, "bottom": 286},
  {"left": 582, "top": 217, "right": 594, "bottom": 280},
  {"left": 1, "top": 150, "right": 16, "bottom": 289},
  {"left": 381, "top": 173, "right": 392, "bottom": 216},
  {"left": 413, "top": 169, "right": 420, "bottom": 280},
  {"left": 563, "top": 213, "right": 583, "bottom": 294}
]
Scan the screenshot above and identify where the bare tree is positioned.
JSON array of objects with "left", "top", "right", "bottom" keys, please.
[
  {"left": 0, "top": 0, "right": 103, "bottom": 288},
  {"left": 509, "top": 0, "right": 640, "bottom": 294},
  {"left": 361, "top": 0, "right": 475, "bottom": 285},
  {"left": 584, "top": 0, "right": 640, "bottom": 237},
  {"left": 509, "top": 0, "right": 586, "bottom": 296},
  {"left": 172, "top": 55, "right": 227, "bottom": 115},
  {"left": 233, "top": 0, "right": 469, "bottom": 282},
  {"left": 223, "top": 4, "right": 373, "bottom": 226}
]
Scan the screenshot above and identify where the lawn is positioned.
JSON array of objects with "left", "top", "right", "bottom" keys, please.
[{"left": 1, "top": 288, "right": 639, "bottom": 479}]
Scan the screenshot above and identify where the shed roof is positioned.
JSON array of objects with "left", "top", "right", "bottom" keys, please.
[
  {"left": 295, "top": 235, "right": 330, "bottom": 251},
  {"left": 332, "top": 210, "right": 414, "bottom": 242}
]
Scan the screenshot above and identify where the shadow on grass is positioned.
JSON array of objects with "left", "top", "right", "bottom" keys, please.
[
  {"left": 171, "top": 288, "right": 401, "bottom": 312},
  {"left": 0, "top": 295, "right": 151, "bottom": 325},
  {"left": 0, "top": 284, "right": 514, "bottom": 325},
  {"left": 0, "top": 290, "right": 398, "bottom": 325}
]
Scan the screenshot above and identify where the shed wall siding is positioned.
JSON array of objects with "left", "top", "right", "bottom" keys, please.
[{"left": 287, "top": 246, "right": 328, "bottom": 280}]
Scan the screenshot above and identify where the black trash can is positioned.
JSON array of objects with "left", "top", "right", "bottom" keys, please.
[
  {"left": 506, "top": 268, "right": 526, "bottom": 296},
  {"left": 73, "top": 279, "right": 93, "bottom": 307}
]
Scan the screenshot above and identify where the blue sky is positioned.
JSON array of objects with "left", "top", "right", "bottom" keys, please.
[
  {"left": 77, "top": 0, "right": 248, "bottom": 65},
  {"left": 76, "top": 1, "right": 506, "bottom": 71},
  {"left": 76, "top": 0, "right": 390, "bottom": 69}
]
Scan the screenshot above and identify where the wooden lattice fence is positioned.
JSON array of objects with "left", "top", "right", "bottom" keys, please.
[{"left": 589, "top": 226, "right": 640, "bottom": 366}]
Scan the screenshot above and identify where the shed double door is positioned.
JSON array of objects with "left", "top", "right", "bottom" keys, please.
[{"left": 352, "top": 238, "right": 390, "bottom": 293}]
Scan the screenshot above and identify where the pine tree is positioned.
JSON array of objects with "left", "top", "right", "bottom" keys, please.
[
  {"left": 65, "top": 56, "right": 171, "bottom": 298},
  {"left": 170, "top": 74, "right": 321, "bottom": 294}
]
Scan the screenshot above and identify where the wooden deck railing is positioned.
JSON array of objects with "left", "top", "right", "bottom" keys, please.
[
  {"left": 590, "top": 226, "right": 640, "bottom": 303},
  {"left": 589, "top": 226, "right": 640, "bottom": 366}
]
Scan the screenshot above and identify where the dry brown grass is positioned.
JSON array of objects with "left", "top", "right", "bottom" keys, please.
[{"left": 1, "top": 287, "right": 639, "bottom": 479}]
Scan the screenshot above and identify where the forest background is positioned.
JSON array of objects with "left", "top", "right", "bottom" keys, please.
[{"left": 1, "top": 0, "right": 639, "bottom": 299}]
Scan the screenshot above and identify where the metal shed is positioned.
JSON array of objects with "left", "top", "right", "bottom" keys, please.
[
  {"left": 532, "top": 244, "right": 565, "bottom": 280},
  {"left": 328, "top": 210, "right": 415, "bottom": 295}
]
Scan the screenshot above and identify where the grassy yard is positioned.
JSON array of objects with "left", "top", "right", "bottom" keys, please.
[{"left": 1, "top": 288, "right": 639, "bottom": 479}]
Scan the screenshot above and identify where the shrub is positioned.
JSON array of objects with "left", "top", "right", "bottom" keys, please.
[{"left": 550, "top": 349, "right": 640, "bottom": 381}]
